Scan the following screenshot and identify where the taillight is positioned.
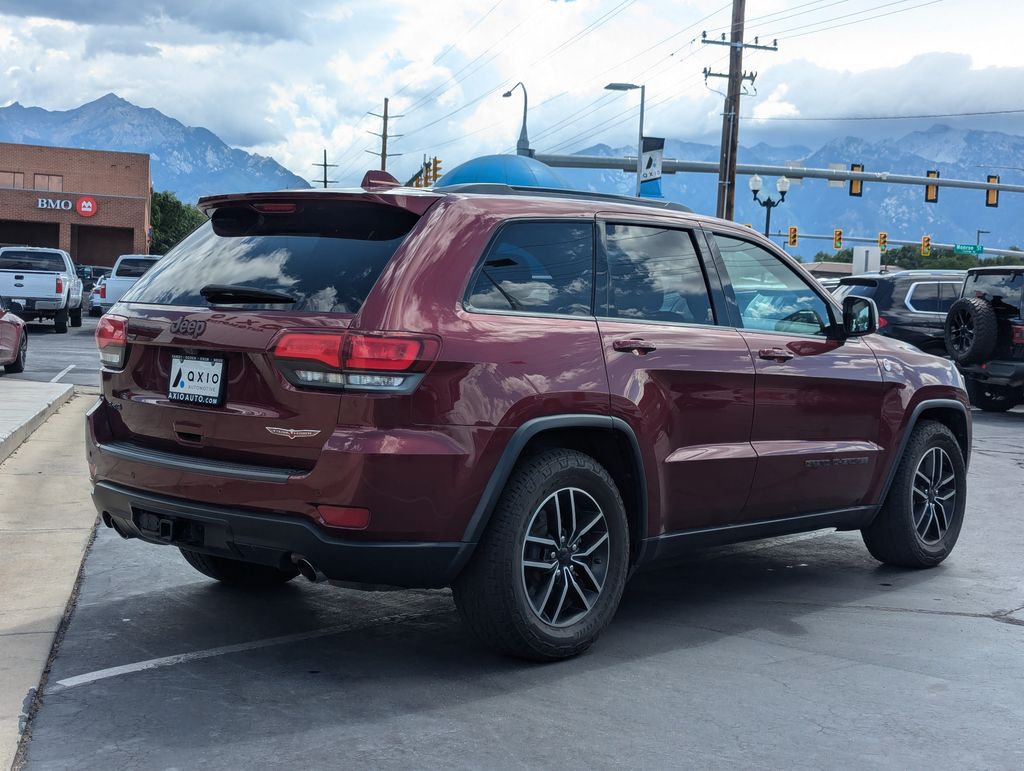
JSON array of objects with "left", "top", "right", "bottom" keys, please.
[
  {"left": 56, "top": 276, "right": 64, "bottom": 294},
  {"left": 96, "top": 315, "right": 128, "bottom": 369},
  {"left": 271, "top": 331, "right": 439, "bottom": 392},
  {"left": 877, "top": 315, "right": 888, "bottom": 329},
  {"left": 1013, "top": 323, "right": 1024, "bottom": 345},
  {"left": 98, "top": 284, "right": 106, "bottom": 299}
]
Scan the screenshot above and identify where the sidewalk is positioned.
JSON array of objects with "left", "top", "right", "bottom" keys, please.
[
  {"left": 0, "top": 381, "right": 75, "bottom": 466},
  {"left": 0, "top": 394, "right": 96, "bottom": 771}
]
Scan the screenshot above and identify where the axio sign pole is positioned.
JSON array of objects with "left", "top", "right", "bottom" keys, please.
[{"left": 639, "top": 137, "right": 665, "bottom": 199}]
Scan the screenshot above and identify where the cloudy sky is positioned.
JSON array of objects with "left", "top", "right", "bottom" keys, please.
[{"left": 1, "top": 0, "right": 1022, "bottom": 184}]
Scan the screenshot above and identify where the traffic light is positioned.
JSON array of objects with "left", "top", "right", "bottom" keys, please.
[
  {"left": 925, "top": 170, "right": 939, "bottom": 203},
  {"left": 849, "top": 163, "right": 863, "bottom": 197},
  {"left": 878, "top": 232, "right": 888, "bottom": 253},
  {"left": 833, "top": 229, "right": 843, "bottom": 250},
  {"left": 921, "top": 235, "right": 931, "bottom": 257},
  {"left": 431, "top": 157, "right": 442, "bottom": 183},
  {"left": 788, "top": 226, "right": 798, "bottom": 247},
  {"left": 986, "top": 175, "right": 1000, "bottom": 207},
  {"left": 423, "top": 161, "right": 432, "bottom": 186}
]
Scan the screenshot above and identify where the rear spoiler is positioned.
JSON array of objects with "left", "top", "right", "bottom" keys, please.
[{"left": 198, "top": 187, "right": 444, "bottom": 218}]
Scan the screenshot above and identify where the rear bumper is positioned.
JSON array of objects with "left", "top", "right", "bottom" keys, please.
[
  {"left": 959, "top": 360, "right": 1024, "bottom": 388},
  {"left": 92, "top": 480, "right": 472, "bottom": 588}
]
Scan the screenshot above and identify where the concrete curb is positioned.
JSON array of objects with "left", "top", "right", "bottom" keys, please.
[{"left": 0, "top": 382, "right": 75, "bottom": 467}]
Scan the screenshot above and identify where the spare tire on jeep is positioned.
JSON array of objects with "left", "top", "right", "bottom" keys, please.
[{"left": 945, "top": 297, "right": 998, "bottom": 364}]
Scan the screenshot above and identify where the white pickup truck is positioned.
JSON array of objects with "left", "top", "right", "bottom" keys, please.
[
  {"left": 94, "top": 254, "right": 160, "bottom": 315},
  {"left": 0, "top": 246, "right": 83, "bottom": 333}
]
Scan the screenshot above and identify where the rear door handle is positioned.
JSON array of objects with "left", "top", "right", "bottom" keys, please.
[
  {"left": 758, "top": 347, "right": 794, "bottom": 362},
  {"left": 613, "top": 338, "right": 657, "bottom": 355}
]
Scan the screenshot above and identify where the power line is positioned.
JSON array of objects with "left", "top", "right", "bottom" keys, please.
[
  {"left": 760, "top": 0, "right": 945, "bottom": 39},
  {"left": 742, "top": 107, "right": 1024, "bottom": 121}
]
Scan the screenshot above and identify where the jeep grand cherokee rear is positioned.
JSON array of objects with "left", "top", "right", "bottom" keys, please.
[{"left": 89, "top": 178, "right": 971, "bottom": 661}]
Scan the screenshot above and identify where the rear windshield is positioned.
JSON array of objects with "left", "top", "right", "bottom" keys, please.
[
  {"left": 125, "top": 200, "right": 420, "bottom": 312},
  {"left": 114, "top": 258, "right": 157, "bottom": 278},
  {"left": 0, "top": 250, "right": 65, "bottom": 272},
  {"left": 833, "top": 280, "right": 878, "bottom": 300},
  {"left": 964, "top": 271, "right": 1023, "bottom": 315}
]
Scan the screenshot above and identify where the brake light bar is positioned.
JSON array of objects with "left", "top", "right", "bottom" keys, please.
[
  {"left": 271, "top": 331, "right": 439, "bottom": 392},
  {"left": 96, "top": 315, "right": 128, "bottom": 369}
]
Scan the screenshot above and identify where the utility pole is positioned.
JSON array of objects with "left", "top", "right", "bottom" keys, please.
[
  {"left": 367, "top": 97, "right": 403, "bottom": 171},
  {"left": 311, "top": 148, "right": 337, "bottom": 188},
  {"left": 704, "top": 1, "right": 777, "bottom": 220}
]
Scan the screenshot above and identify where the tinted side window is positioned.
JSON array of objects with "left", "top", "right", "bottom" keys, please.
[
  {"left": 907, "top": 282, "right": 939, "bottom": 312},
  {"left": 467, "top": 221, "right": 593, "bottom": 316},
  {"left": 938, "top": 282, "right": 961, "bottom": 312},
  {"left": 603, "top": 224, "right": 713, "bottom": 325},
  {"left": 713, "top": 234, "right": 832, "bottom": 336}
]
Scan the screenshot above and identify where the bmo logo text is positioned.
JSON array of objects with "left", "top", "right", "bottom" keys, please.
[{"left": 37, "top": 196, "right": 99, "bottom": 217}]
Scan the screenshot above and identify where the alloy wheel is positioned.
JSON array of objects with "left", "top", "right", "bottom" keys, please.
[
  {"left": 912, "top": 447, "right": 957, "bottom": 545},
  {"left": 520, "top": 487, "right": 610, "bottom": 628},
  {"left": 948, "top": 309, "right": 974, "bottom": 355}
]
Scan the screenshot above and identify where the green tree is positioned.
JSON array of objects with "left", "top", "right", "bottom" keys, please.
[
  {"left": 814, "top": 249, "right": 852, "bottom": 262},
  {"left": 150, "top": 191, "right": 208, "bottom": 255}
]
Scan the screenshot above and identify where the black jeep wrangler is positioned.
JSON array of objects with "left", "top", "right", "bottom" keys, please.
[{"left": 945, "top": 266, "right": 1024, "bottom": 411}]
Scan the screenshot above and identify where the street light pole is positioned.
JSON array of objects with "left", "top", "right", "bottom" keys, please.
[
  {"left": 749, "top": 175, "right": 790, "bottom": 237},
  {"left": 503, "top": 82, "right": 530, "bottom": 156},
  {"left": 976, "top": 229, "right": 990, "bottom": 246},
  {"left": 606, "top": 82, "right": 645, "bottom": 197}
]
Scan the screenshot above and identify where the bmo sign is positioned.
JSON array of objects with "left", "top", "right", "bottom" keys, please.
[{"left": 37, "top": 196, "right": 99, "bottom": 217}]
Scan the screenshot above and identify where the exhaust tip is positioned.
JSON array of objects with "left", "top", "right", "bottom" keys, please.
[{"left": 293, "top": 556, "right": 320, "bottom": 582}]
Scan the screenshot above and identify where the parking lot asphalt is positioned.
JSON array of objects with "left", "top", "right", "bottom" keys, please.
[
  {"left": 3, "top": 318, "right": 101, "bottom": 388},
  {"left": 17, "top": 409, "right": 1024, "bottom": 770}
]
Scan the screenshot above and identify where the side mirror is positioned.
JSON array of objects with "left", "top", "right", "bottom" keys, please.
[{"left": 842, "top": 295, "right": 878, "bottom": 337}]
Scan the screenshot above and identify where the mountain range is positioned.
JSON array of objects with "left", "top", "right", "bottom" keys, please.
[
  {"left": 1, "top": 94, "right": 1020, "bottom": 255},
  {"left": 0, "top": 94, "right": 309, "bottom": 204},
  {"left": 560, "top": 126, "right": 1024, "bottom": 256}
]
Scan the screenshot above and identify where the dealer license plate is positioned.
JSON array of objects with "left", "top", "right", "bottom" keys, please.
[{"left": 168, "top": 355, "right": 225, "bottom": 406}]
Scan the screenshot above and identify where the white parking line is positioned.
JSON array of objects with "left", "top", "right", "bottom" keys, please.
[
  {"left": 49, "top": 610, "right": 427, "bottom": 692},
  {"left": 50, "top": 365, "right": 75, "bottom": 383}
]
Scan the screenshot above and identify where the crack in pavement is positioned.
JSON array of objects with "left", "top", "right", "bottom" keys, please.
[{"left": 763, "top": 600, "right": 1024, "bottom": 626}]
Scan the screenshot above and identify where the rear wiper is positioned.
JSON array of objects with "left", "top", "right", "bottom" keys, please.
[{"left": 200, "top": 284, "right": 296, "bottom": 304}]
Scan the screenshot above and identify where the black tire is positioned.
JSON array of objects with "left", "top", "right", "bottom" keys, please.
[
  {"left": 179, "top": 548, "right": 298, "bottom": 588},
  {"left": 54, "top": 309, "right": 68, "bottom": 334},
  {"left": 69, "top": 307, "right": 82, "bottom": 327},
  {"left": 89, "top": 307, "right": 101, "bottom": 317},
  {"left": 453, "top": 449, "right": 630, "bottom": 661},
  {"left": 944, "top": 297, "right": 997, "bottom": 365},
  {"left": 4, "top": 332, "right": 26, "bottom": 374},
  {"left": 966, "top": 381, "right": 1018, "bottom": 412},
  {"left": 862, "top": 420, "right": 966, "bottom": 568}
]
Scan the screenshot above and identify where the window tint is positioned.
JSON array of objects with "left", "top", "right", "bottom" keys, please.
[
  {"left": 713, "top": 234, "right": 832, "bottom": 336},
  {"left": 964, "top": 271, "right": 1023, "bottom": 316},
  {"left": 833, "top": 281, "right": 877, "bottom": 301},
  {"left": 127, "top": 200, "right": 419, "bottom": 312},
  {"left": 33, "top": 174, "right": 62, "bottom": 192},
  {"left": 467, "top": 221, "right": 593, "bottom": 316},
  {"left": 0, "top": 250, "right": 66, "bottom": 272},
  {"left": 938, "top": 282, "right": 961, "bottom": 312},
  {"left": 603, "top": 224, "right": 713, "bottom": 325},
  {"left": 907, "top": 282, "right": 940, "bottom": 312},
  {"left": 0, "top": 171, "right": 24, "bottom": 189},
  {"left": 114, "top": 258, "right": 158, "bottom": 278}
]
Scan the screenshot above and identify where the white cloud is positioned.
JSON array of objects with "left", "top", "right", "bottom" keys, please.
[{"left": 0, "top": 0, "right": 1021, "bottom": 184}]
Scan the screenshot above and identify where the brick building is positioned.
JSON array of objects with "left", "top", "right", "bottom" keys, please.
[{"left": 0, "top": 142, "right": 150, "bottom": 267}]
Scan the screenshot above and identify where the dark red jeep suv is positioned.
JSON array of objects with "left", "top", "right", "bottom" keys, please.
[{"left": 88, "top": 174, "right": 971, "bottom": 660}]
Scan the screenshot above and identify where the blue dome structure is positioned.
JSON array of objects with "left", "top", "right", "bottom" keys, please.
[{"left": 436, "top": 154, "right": 572, "bottom": 189}]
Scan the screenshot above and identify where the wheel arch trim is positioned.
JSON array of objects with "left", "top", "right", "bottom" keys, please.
[
  {"left": 460, "top": 415, "right": 648, "bottom": 552},
  {"left": 875, "top": 398, "right": 971, "bottom": 513}
]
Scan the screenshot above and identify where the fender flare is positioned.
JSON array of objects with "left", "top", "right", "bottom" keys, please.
[
  {"left": 460, "top": 414, "right": 648, "bottom": 550},
  {"left": 875, "top": 398, "right": 971, "bottom": 508}
]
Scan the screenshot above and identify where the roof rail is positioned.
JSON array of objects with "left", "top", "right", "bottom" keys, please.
[{"left": 433, "top": 183, "right": 693, "bottom": 214}]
